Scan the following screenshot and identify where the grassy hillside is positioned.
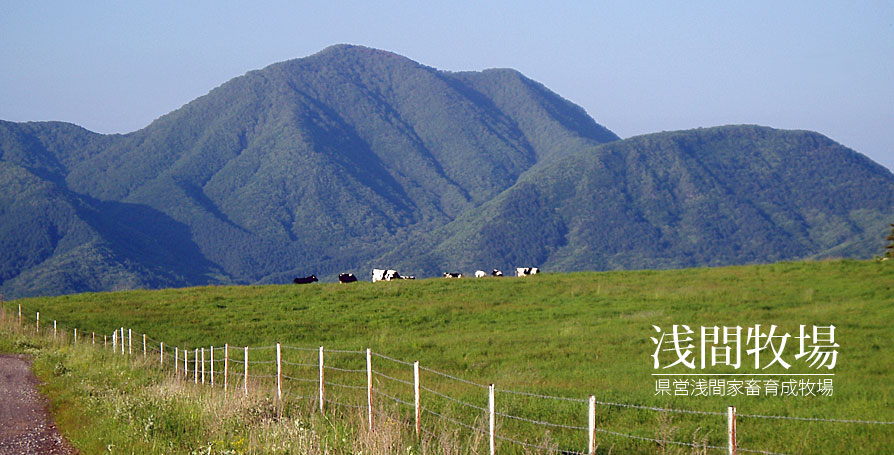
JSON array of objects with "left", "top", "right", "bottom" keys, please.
[{"left": 9, "top": 260, "right": 893, "bottom": 454}]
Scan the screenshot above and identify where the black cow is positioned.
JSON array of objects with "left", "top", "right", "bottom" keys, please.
[
  {"left": 293, "top": 275, "right": 318, "bottom": 284},
  {"left": 338, "top": 273, "right": 358, "bottom": 283}
]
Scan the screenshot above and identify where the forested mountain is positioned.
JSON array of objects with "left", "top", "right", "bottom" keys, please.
[
  {"left": 1, "top": 45, "right": 891, "bottom": 298},
  {"left": 381, "top": 125, "right": 894, "bottom": 275}
]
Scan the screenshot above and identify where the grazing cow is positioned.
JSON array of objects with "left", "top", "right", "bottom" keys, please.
[
  {"left": 443, "top": 272, "right": 463, "bottom": 278},
  {"left": 515, "top": 267, "right": 540, "bottom": 277},
  {"left": 338, "top": 273, "right": 358, "bottom": 283},
  {"left": 372, "top": 269, "right": 402, "bottom": 282},
  {"left": 475, "top": 270, "right": 486, "bottom": 278},
  {"left": 293, "top": 275, "right": 318, "bottom": 284},
  {"left": 400, "top": 275, "right": 416, "bottom": 280},
  {"left": 491, "top": 269, "right": 503, "bottom": 277}
]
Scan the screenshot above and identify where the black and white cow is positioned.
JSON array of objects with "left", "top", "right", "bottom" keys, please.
[
  {"left": 443, "top": 272, "right": 463, "bottom": 278},
  {"left": 338, "top": 273, "right": 358, "bottom": 283},
  {"left": 491, "top": 269, "right": 503, "bottom": 277},
  {"left": 372, "top": 269, "right": 402, "bottom": 282},
  {"left": 515, "top": 267, "right": 539, "bottom": 277},
  {"left": 293, "top": 275, "right": 318, "bottom": 284}
]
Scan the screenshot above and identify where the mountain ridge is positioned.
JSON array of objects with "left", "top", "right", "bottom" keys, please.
[{"left": 1, "top": 45, "right": 891, "bottom": 298}]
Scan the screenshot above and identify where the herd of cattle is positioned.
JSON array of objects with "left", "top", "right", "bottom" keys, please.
[{"left": 293, "top": 267, "right": 540, "bottom": 284}]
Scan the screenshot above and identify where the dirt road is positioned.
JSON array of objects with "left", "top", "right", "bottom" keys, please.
[{"left": 0, "top": 354, "right": 76, "bottom": 454}]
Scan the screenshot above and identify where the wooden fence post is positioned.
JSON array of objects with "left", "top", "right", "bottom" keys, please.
[
  {"left": 18, "top": 304, "right": 22, "bottom": 326},
  {"left": 92, "top": 332, "right": 95, "bottom": 345},
  {"left": 36, "top": 312, "right": 39, "bottom": 334},
  {"left": 74, "top": 328, "right": 77, "bottom": 344},
  {"left": 319, "top": 346, "right": 325, "bottom": 413},
  {"left": 160, "top": 342, "right": 164, "bottom": 366},
  {"left": 224, "top": 344, "right": 229, "bottom": 393},
  {"left": 53, "top": 320, "right": 57, "bottom": 339},
  {"left": 588, "top": 395, "right": 596, "bottom": 455},
  {"left": 183, "top": 348, "right": 188, "bottom": 378},
  {"left": 128, "top": 329, "right": 133, "bottom": 356},
  {"left": 728, "top": 406, "right": 737, "bottom": 455},
  {"left": 104, "top": 335, "right": 107, "bottom": 348},
  {"left": 276, "top": 343, "right": 282, "bottom": 401},
  {"left": 200, "top": 348, "right": 205, "bottom": 385},
  {"left": 175, "top": 347, "right": 179, "bottom": 375},
  {"left": 414, "top": 361, "right": 421, "bottom": 437},
  {"left": 143, "top": 334, "right": 147, "bottom": 358},
  {"left": 489, "top": 384, "right": 496, "bottom": 455},
  {"left": 244, "top": 346, "right": 249, "bottom": 397},
  {"left": 120, "top": 328, "right": 125, "bottom": 355},
  {"left": 210, "top": 346, "right": 214, "bottom": 388},
  {"left": 367, "top": 348, "right": 374, "bottom": 431},
  {"left": 194, "top": 348, "right": 199, "bottom": 384}
]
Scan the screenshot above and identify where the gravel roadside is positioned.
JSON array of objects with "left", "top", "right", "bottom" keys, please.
[{"left": 0, "top": 354, "right": 77, "bottom": 455}]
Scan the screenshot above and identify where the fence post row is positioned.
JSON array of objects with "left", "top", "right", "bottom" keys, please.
[{"left": 11, "top": 315, "right": 853, "bottom": 455}]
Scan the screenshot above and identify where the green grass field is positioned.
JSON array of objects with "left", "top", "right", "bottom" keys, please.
[{"left": 4, "top": 259, "right": 893, "bottom": 454}]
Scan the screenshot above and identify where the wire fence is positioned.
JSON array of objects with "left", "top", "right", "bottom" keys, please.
[{"left": 3, "top": 308, "right": 892, "bottom": 455}]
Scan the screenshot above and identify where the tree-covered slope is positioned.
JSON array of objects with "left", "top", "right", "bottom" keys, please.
[
  {"left": 386, "top": 126, "right": 894, "bottom": 274},
  {"left": 0, "top": 45, "right": 620, "bottom": 297}
]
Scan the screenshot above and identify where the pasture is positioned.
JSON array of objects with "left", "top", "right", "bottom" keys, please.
[{"left": 7, "top": 259, "right": 893, "bottom": 454}]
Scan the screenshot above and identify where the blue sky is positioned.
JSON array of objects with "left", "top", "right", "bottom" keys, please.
[{"left": 2, "top": 1, "right": 892, "bottom": 170}]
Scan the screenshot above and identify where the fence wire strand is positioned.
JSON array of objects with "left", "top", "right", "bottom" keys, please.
[
  {"left": 371, "top": 350, "right": 415, "bottom": 367},
  {"left": 372, "top": 369, "right": 414, "bottom": 386},
  {"left": 420, "top": 384, "right": 487, "bottom": 412},
  {"left": 419, "top": 365, "right": 488, "bottom": 389}
]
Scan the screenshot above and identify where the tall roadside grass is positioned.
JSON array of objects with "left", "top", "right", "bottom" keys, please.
[{"left": 0, "top": 318, "right": 559, "bottom": 454}]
